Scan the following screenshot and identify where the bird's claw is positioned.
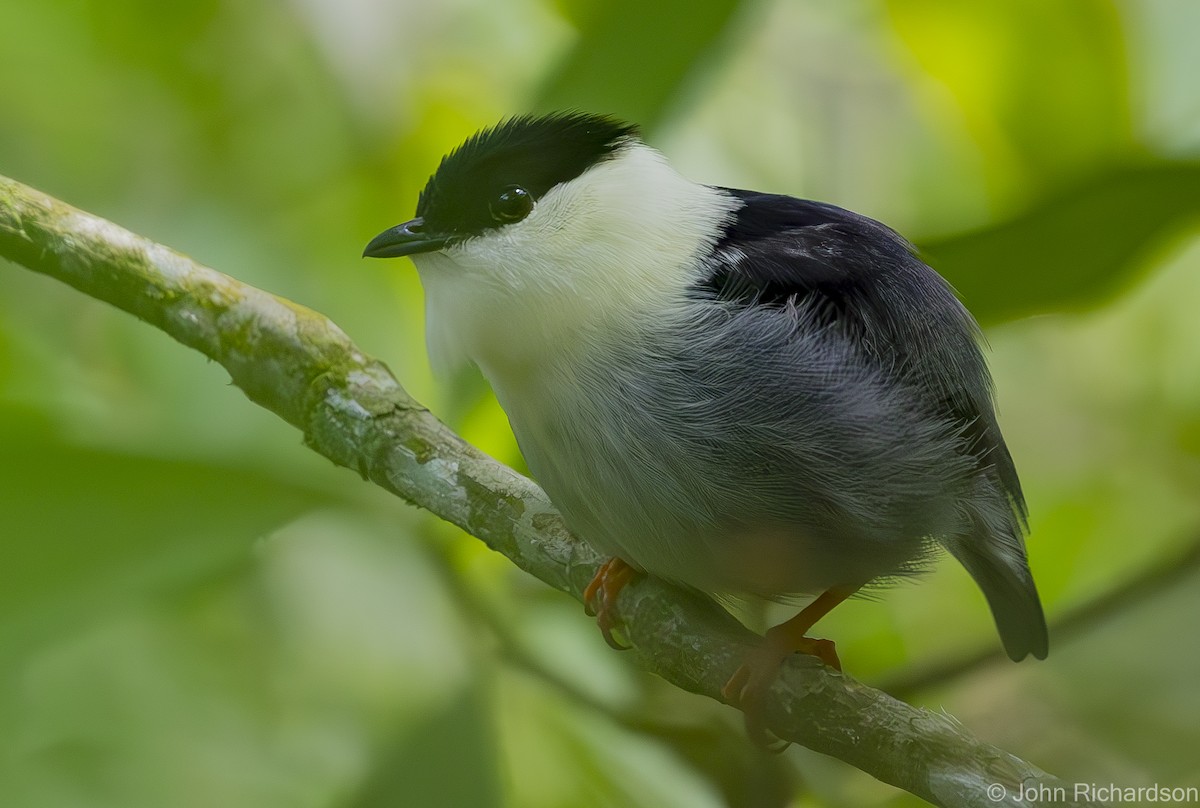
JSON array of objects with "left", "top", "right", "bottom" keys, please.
[
  {"left": 583, "top": 557, "right": 636, "bottom": 650},
  {"left": 722, "top": 633, "right": 841, "bottom": 750}
]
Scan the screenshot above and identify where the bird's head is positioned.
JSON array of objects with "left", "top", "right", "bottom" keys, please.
[{"left": 364, "top": 112, "right": 737, "bottom": 372}]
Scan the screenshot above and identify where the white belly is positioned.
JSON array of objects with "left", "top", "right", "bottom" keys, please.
[{"left": 485, "top": 357, "right": 914, "bottom": 599}]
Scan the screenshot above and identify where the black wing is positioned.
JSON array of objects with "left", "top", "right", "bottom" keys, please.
[{"left": 699, "top": 189, "right": 1026, "bottom": 522}]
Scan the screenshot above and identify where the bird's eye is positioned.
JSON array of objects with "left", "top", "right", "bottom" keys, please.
[{"left": 490, "top": 186, "right": 533, "bottom": 224}]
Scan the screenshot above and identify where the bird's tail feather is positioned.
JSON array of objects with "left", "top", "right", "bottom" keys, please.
[{"left": 944, "top": 485, "right": 1049, "bottom": 661}]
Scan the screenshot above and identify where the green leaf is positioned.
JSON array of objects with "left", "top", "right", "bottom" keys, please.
[
  {"left": 536, "top": 0, "right": 746, "bottom": 130},
  {"left": 887, "top": 0, "right": 1131, "bottom": 187},
  {"left": 919, "top": 162, "right": 1200, "bottom": 325},
  {"left": 0, "top": 409, "right": 329, "bottom": 643},
  {"left": 349, "top": 687, "right": 503, "bottom": 808}
]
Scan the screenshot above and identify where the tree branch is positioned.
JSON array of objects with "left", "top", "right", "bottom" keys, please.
[{"left": 0, "top": 173, "right": 1096, "bottom": 808}]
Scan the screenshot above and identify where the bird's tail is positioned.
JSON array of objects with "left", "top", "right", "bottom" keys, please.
[{"left": 944, "top": 484, "right": 1049, "bottom": 661}]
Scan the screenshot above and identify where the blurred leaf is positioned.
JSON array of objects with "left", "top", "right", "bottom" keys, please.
[
  {"left": 0, "top": 407, "right": 329, "bottom": 647},
  {"left": 349, "top": 687, "right": 502, "bottom": 808},
  {"left": 887, "top": 0, "right": 1132, "bottom": 188},
  {"left": 920, "top": 162, "right": 1200, "bottom": 325},
  {"left": 536, "top": 0, "right": 746, "bottom": 130}
]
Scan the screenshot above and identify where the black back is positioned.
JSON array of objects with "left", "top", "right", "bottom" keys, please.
[{"left": 698, "top": 190, "right": 1027, "bottom": 522}]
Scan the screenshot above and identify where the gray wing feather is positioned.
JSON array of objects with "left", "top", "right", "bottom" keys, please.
[{"left": 701, "top": 190, "right": 1046, "bottom": 657}]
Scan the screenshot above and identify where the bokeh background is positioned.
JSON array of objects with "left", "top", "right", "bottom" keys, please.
[{"left": 3, "top": 0, "right": 1199, "bottom": 805}]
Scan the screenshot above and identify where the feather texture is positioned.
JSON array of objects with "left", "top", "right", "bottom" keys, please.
[{"left": 693, "top": 190, "right": 1045, "bottom": 658}]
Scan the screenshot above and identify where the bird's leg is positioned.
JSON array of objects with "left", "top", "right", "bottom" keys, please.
[
  {"left": 583, "top": 557, "right": 637, "bottom": 650},
  {"left": 722, "top": 585, "right": 860, "bottom": 744}
]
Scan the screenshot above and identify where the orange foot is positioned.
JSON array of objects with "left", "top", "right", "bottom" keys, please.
[
  {"left": 583, "top": 557, "right": 637, "bottom": 650},
  {"left": 721, "top": 586, "right": 858, "bottom": 747}
]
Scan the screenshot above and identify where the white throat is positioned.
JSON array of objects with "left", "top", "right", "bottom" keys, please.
[{"left": 411, "top": 143, "right": 739, "bottom": 381}]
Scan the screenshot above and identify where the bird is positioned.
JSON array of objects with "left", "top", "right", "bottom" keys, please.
[{"left": 363, "top": 111, "right": 1048, "bottom": 734}]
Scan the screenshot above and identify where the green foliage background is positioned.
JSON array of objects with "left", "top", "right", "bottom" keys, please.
[{"left": 2, "top": 0, "right": 1199, "bottom": 805}]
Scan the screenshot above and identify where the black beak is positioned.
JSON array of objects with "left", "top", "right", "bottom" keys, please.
[{"left": 362, "top": 218, "right": 450, "bottom": 258}]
